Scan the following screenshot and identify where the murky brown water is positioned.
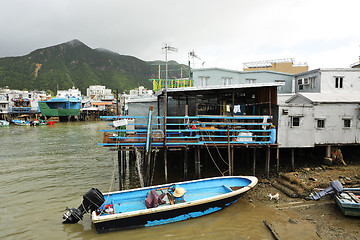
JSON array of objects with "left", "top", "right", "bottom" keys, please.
[{"left": 1, "top": 121, "right": 305, "bottom": 240}]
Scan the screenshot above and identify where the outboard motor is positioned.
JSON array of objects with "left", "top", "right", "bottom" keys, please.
[
  {"left": 309, "top": 180, "right": 344, "bottom": 200},
  {"left": 63, "top": 188, "right": 105, "bottom": 224}
]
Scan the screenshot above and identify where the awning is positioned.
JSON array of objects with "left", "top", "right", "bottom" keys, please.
[{"left": 91, "top": 102, "right": 113, "bottom": 106}]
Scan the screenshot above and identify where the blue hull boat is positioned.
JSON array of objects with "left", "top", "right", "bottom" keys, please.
[
  {"left": 63, "top": 176, "right": 257, "bottom": 233},
  {"left": 335, "top": 188, "right": 360, "bottom": 217}
]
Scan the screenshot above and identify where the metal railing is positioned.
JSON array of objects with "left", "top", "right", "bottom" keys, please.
[{"left": 99, "top": 115, "right": 276, "bottom": 147}]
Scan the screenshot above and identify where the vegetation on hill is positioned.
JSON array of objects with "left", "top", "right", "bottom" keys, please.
[{"left": 0, "top": 39, "right": 188, "bottom": 94}]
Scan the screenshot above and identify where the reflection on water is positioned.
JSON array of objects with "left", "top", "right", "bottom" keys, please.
[{"left": 0, "top": 122, "right": 297, "bottom": 240}]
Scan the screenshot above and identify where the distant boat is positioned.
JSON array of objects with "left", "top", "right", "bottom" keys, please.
[
  {"left": 12, "top": 119, "right": 30, "bottom": 126},
  {"left": 38, "top": 97, "right": 81, "bottom": 118},
  {"left": 63, "top": 176, "right": 258, "bottom": 233},
  {"left": 335, "top": 188, "right": 360, "bottom": 217},
  {"left": 0, "top": 120, "right": 9, "bottom": 126}
]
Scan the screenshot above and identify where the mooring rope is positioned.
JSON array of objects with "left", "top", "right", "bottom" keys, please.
[{"left": 199, "top": 130, "right": 227, "bottom": 176}]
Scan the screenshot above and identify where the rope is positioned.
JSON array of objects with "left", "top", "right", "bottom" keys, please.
[{"left": 199, "top": 130, "right": 227, "bottom": 176}]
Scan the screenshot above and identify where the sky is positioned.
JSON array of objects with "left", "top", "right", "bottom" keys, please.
[{"left": 1, "top": 0, "right": 359, "bottom": 70}]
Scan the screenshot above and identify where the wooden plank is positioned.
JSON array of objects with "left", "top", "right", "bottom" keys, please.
[
  {"left": 263, "top": 220, "right": 281, "bottom": 240},
  {"left": 348, "top": 192, "right": 360, "bottom": 203}
]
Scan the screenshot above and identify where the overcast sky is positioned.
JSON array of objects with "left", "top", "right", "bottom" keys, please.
[{"left": 1, "top": 0, "right": 359, "bottom": 70}]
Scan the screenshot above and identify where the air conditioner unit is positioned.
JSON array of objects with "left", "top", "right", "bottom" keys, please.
[
  {"left": 297, "top": 78, "right": 304, "bottom": 85},
  {"left": 303, "top": 78, "right": 309, "bottom": 85}
]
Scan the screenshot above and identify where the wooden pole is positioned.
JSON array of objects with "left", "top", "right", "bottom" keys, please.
[
  {"left": 291, "top": 148, "right": 295, "bottom": 171},
  {"left": 184, "top": 147, "right": 188, "bottom": 180},
  {"left": 195, "top": 147, "right": 201, "bottom": 179},
  {"left": 265, "top": 146, "right": 270, "bottom": 179},
  {"left": 164, "top": 148, "right": 168, "bottom": 183},
  {"left": 276, "top": 147, "right": 280, "bottom": 174},
  {"left": 118, "top": 148, "right": 122, "bottom": 190},
  {"left": 145, "top": 106, "right": 154, "bottom": 186},
  {"left": 227, "top": 125, "right": 232, "bottom": 175},
  {"left": 253, "top": 148, "right": 256, "bottom": 176}
]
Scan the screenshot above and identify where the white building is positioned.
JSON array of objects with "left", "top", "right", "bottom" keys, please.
[
  {"left": 86, "top": 85, "right": 113, "bottom": 101},
  {"left": 57, "top": 87, "right": 81, "bottom": 99},
  {"left": 278, "top": 68, "right": 360, "bottom": 149},
  {"left": 278, "top": 93, "right": 360, "bottom": 148}
]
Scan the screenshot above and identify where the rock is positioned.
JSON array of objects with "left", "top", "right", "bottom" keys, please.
[
  {"left": 303, "top": 168, "right": 311, "bottom": 172},
  {"left": 288, "top": 218, "right": 299, "bottom": 224},
  {"left": 309, "top": 177, "right": 317, "bottom": 181},
  {"left": 339, "top": 179, "right": 345, "bottom": 185}
]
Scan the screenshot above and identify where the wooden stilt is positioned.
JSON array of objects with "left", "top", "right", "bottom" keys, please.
[
  {"left": 184, "top": 147, "right": 188, "bottom": 180},
  {"left": 276, "top": 147, "right": 280, "bottom": 174},
  {"left": 164, "top": 147, "right": 168, "bottom": 183},
  {"left": 195, "top": 147, "right": 201, "bottom": 179},
  {"left": 291, "top": 148, "right": 295, "bottom": 171},
  {"left": 230, "top": 146, "right": 234, "bottom": 176},
  {"left": 253, "top": 148, "right": 256, "bottom": 176},
  {"left": 118, "top": 148, "right": 122, "bottom": 190},
  {"left": 265, "top": 146, "right": 270, "bottom": 179}
]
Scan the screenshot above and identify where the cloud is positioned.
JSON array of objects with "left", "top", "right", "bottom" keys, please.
[{"left": 1, "top": 0, "right": 359, "bottom": 70}]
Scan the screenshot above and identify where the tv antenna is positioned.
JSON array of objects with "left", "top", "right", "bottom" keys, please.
[
  {"left": 162, "top": 43, "right": 178, "bottom": 89},
  {"left": 188, "top": 50, "right": 201, "bottom": 68}
]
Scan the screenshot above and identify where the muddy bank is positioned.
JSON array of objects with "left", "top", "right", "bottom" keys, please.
[{"left": 247, "top": 164, "right": 360, "bottom": 240}]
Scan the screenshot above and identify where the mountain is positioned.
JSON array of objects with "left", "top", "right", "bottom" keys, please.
[{"left": 0, "top": 40, "right": 188, "bottom": 94}]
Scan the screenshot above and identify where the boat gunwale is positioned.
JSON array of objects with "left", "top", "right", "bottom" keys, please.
[
  {"left": 335, "top": 188, "right": 360, "bottom": 208},
  {"left": 91, "top": 176, "right": 257, "bottom": 223}
]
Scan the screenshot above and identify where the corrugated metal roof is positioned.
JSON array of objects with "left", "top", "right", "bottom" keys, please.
[{"left": 155, "top": 82, "right": 284, "bottom": 96}]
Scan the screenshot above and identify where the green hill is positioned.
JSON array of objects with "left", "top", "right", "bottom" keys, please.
[{"left": 0, "top": 40, "right": 188, "bottom": 94}]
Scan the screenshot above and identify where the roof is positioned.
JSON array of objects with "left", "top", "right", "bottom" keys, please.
[
  {"left": 286, "top": 93, "right": 360, "bottom": 104},
  {"left": 192, "top": 67, "right": 293, "bottom": 76},
  {"left": 156, "top": 82, "right": 285, "bottom": 96},
  {"left": 295, "top": 68, "right": 360, "bottom": 76}
]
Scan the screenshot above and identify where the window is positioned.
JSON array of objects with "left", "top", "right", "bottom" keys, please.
[
  {"left": 200, "top": 77, "right": 209, "bottom": 87},
  {"left": 335, "top": 77, "right": 343, "bottom": 88},
  {"left": 292, "top": 117, "right": 300, "bottom": 127},
  {"left": 309, "top": 77, "right": 316, "bottom": 89},
  {"left": 317, "top": 119, "right": 325, "bottom": 128},
  {"left": 223, "top": 78, "right": 232, "bottom": 85},
  {"left": 343, "top": 119, "right": 351, "bottom": 128},
  {"left": 275, "top": 80, "right": 285, "bottom": 92},
  {"left": 246, "top": 79, "right": 256, "bottom": 84}
]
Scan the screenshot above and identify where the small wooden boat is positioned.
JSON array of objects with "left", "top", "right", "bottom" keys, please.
[
  {"left": 12, "top": 119, "right": 30, "bottom": 126},
  {"left": 334, "top": 188, "right": 360, "bottom": 217},
  {"left": 63, "top": 176, "right": 257, "bottom": 233},
  {"left": 0, "top": 120, "right": 9, "bottom": 127}
]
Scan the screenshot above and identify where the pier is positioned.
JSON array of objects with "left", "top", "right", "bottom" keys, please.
[{"left": 99, "top": 83, "right": 282, "bottom": 190}]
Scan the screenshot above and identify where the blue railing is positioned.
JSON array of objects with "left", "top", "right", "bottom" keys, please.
[
  {"left": 99, "top": 115, "right": 276, "bottom": 147},
  {"left": 9, "top": 107, "right": 39, "bottom": 114}
]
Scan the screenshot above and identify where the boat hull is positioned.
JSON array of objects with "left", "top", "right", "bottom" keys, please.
[
  {"left": 335, "top": 188, "right": 360, "bottom": 217},
  {"left": 92, "top": 176, "right": 257, "bottom": 233}
]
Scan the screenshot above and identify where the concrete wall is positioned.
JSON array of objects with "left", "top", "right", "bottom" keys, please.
[
  {"left": 278, "top": 99, "right": 360, "bottom": 148},
  {"left": 295, "top": 69, "right": 360, "bottom": 94},
  {"left": 192, "top": 68, "right": 293, "bottom": 93}
]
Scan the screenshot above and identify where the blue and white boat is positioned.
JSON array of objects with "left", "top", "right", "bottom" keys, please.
[
  {"left": 12, "top": 119, "right": 30, "bottom": 126},
  {"left": 63, "top": 176, "right": 258, "bottom": 233},
  {"left": 335, "top": 188, "right": 360, "bottom": 217},
  {"left": 0, "top": 120, "right": 9, "bottom": 126}
]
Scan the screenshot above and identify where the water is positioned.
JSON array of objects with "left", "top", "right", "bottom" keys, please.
[{"left": 0, "top": 122, "right": 292, "bottom": 239}]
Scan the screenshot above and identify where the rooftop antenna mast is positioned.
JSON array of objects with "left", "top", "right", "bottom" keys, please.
[
  {"left": 161, "top": 43, "right": 177, "bottom": 183},
  {"left": 188, "top": 50, "right": 201, "bottom": 68},
  {"left": 163, "top": 43, "right": 178, "bottom": 89}
]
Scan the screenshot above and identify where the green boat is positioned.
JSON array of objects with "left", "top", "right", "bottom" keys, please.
[{"left": 38, "top": 97, "right": 81, "bottom": 117}]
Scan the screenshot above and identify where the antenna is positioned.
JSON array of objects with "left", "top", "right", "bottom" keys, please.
[
  {"left": 162, "top": 43, "right": 178, "bottom": 89},
  {"left": 188, "top": 50, "right": 201, "bottom": 68}
]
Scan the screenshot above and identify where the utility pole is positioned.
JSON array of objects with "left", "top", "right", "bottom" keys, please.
[{"left": 162, "top": 43, "right": 177, "bottom": 183}]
